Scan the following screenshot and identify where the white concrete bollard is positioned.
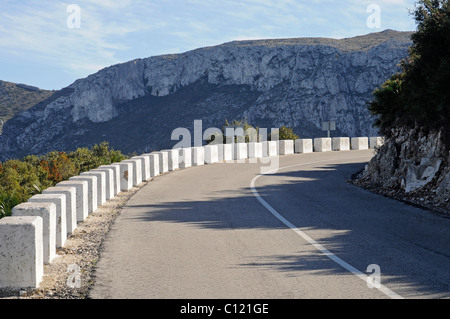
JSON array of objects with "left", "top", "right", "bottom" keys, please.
[
  {"left": 351, "top": 137, "right": 369, "bottom": 150},
  {"left": 143, "top": 153, "right": 160, "bottom": 177},
  {"left": 154, "top": 151, "right": 169, "bottom": 174},
  {"left": 178, "top": 148, "right": 192, "bottom": 168},
  {"left": 0, "top": 216, "right": 44, "bottom": 289},
  {"left": 69, "top": 175, "right": 98, "bottom": 214},
  {"left": 248, "top": 142, "right": 263, "bottom": 159},
  {"left": 121, "top": 159, "right": 143, "bottom": 187},
  {"left": 204, "top": 145, "right": 219, "bottom": 164},
  {"left": 162, "top": 149, "right": 179, "bottom": 171},
  {"left": 262, "top": 141, "right": 278, "bottom": 157},
  {"left": 234, "top": 143, "right": 248, "bottom": 161},
  {"left": 279, "top": 140, "right": 294, "bottom": 155},
  {"left": 369, "top": 136, "right": 385, "bottom": 149},
  {"left": 56, "top": 180, "right": 88, "bottom": 223},
  {"left": 89, "top": 168, "right": 115, "bottom": 201},
  {"left": 28, "top": 194, "right": 66, "bottom": 248},
  {"left": 82, "top": 170, "right": 107, "bottom": 204},
  {"left": 100, "top": 164, "right": 121, "bottom": 196},
  {"left": 332, "top": 137, "right": 350, "bottom": 151},
  {"left": 214, "top": 144, "right": 223, "bottom": 162},
  {"left": 113, "top": 162, "right": 134, "bottom": 191},
  {"left": 295, "top": 139, "right": 313, "bottom": 153},
  {"left": 132, "top": 156, "right": 151, "bottom": 181},
  {"left": 42, "top": 186, "right": 77, "bottom": 235},
  {"left": 314, "top": 138, "right": 332, "bottom": 152},
  {"left": 191, "top": 147, "right": 205, "bottom": 166},
  {"left": 223, "top": 144, "right": 233, "bottom": 162},
  {"left": 12, "top": 202, "right": 56, "bottom": 264}
]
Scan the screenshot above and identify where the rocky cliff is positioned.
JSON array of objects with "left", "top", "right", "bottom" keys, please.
[
  {"left": 353, "top": 126, "right": 450, "bottom": 214},
  {"left": 0, "top": 29, "right": 412, "bottom": 161}
]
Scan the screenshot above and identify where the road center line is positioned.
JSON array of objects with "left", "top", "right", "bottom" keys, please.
[{"left": 250, "top": 155, "right": 404, "bottom": 299}]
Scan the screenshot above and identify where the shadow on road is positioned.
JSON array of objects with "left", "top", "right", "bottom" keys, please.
[{"left": 125, "top": 161, "right": 450, "bottom": 298}]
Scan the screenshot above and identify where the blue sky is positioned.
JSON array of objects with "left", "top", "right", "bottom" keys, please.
[{"left": 0, "top": 0, "right": 417, "bottom": 90}]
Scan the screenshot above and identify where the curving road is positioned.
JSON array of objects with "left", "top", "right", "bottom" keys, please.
[{"left": 89, "top": 150, "right": 450, "bottom": 299}]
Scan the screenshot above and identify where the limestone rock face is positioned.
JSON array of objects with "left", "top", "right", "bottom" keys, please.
[
  {"left": 0, "top": 30, "right": 412, "bottom": 160},
  {"left": 359, "top": 126, "right": 450, "bottom": 210}
]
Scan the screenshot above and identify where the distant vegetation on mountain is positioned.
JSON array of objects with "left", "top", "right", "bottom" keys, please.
[{"left": 0, "top": 80, "right": 55, "bottom": 124}]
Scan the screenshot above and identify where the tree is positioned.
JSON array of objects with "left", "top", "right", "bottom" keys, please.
[
  {"left": 369, "top": 0, "right": 450, "bottom": 137},
  {"left": 278, "top": 125, "right": 299, "bottom": 141}
]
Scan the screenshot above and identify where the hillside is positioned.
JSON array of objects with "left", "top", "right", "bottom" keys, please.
[
  {"left": 0, "top": 29, "right": 412, "bottom": 161},
  {"left": 0, "top": 80, "right": 55, "bottom": 125}
]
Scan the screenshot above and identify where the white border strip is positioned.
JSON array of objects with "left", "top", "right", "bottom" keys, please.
[{"left": 250, "top": 155, "right": 404, "bottom": 299}]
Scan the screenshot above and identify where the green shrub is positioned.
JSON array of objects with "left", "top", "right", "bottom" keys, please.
[
  {"left": 0, "top": 142, "right": 127, "bottom": 219},
  {"left": 0, "top": 191, "right": 22, "bottom": 218},
  {"left": 369, "top": 0, "right": 450, "bottom": 137},
  {"left": 278, "top": 125, "right": 299, "bottom": 141},
  {"left": 210, "top": 119, "right": 299, "bottom": 143}
]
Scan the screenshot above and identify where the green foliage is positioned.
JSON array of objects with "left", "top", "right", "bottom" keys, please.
[
  {"left": 67, "top": 142, "right": 126, "bottom": 174},
  {"left": 222, "top": 118, "right": 260, "bottom": 143},
  {"left": 278, "top": 125, "right": 300, "bottom": 141},
  {"left": 369, "top": 0, "right": 450, "bottom": 135},
  {"left": 206, "top": 119, "right": 299, "bottom": 143},
  {"left": 368, "top": 73, "right": 405, "bottom": 134},
  {"left": 0, "top": 142, "right": 127, "bottom": 219},
  {"left": 0, "top": 191, "right": 22, "bottom": 219},
  {"left": 268, "top": 125, "right": 299, "bottom": 141}
]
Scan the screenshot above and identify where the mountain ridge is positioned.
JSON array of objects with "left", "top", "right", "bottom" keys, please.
[
  {"left": 0, "top": 80, "right": 55, "bottom": 126},
  {"left": 0, "top": 29, "right": 413, "bottom": 161}
]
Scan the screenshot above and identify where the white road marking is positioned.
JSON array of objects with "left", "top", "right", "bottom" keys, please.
[{"left": 250, "top": 155, "right": 404, "bottom": 299}]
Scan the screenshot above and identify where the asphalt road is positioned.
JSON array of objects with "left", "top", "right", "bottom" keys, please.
[{"left": 89, "top": 150, "right": 450, "bottom": 299}]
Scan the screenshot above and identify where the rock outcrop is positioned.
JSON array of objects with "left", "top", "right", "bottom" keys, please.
[
  {"left": 354, "top": 126, "right": 450, "bottom": 214},
  {"left": 0, "top": 29, "right": 412, "bottom": 161}
]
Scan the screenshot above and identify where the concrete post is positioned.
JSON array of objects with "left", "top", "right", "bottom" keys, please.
[
  {"left": 351, "top": 137, "right": 369, "bottom": 150},
  {"left": 0, "top": 216, "right": 43, "bottom": 289},
  {"left": 101, "top": 165, "right": 121, "bottom": 196},
  {"left": 91, "top": 168, "right": 114, "bottom": 200},
  {"left": 42, "top": 186, "right": 77, "bottom": 235},
  {"left": 314, "top": 138, "right": 332, "bottom": 152},
  {"left": 143, "top": 153, "right": 160, "bottom": 177},
  {"left": 12, "top": 202, "right": 56, "bottom": 264},
  {"left": 332, "top": 137, "right": 350, "bottom": 151},
  {"left": 56, "top": 180, "right": 89, "bottom": 222},
  {"left": 82, "top": 170, "right": 107, "bottom": 205},
  {"left": 369, "top": 137, "right": 385, "bottom": 149},
  {"left": 162, "top": 149, "right": 179, "bottom": 171},
  {"left": 262, "top": 141, "right": 277, "bottom": 157},
  {"left": 28, "top": 194, "right": 67, "bottom": 248},
  {"left": 223, "top": 144, "right": 233, "bottom": 162},
  {"left": 113, "top": 162, "right": 134, "bottom": 191},
  {"left": 154, "top": 151, "right": 169, "bottom": 174},
  {"left": 121, "top": 159, "right": 143, "bottom": 187},
  {"left": 178, "top": 148, "right": 192, "bottom": 169},
  {"left": 69, "top": 175, "right": 98, "bottom": 214},
  {"left": 132, "top": 156, "right": 151, "bottom": 181},
  {"left": 295, "top": 139, "right": 313, "bottom": 153},
  {"left": 204, "top": 145, "right": 219, "bottom": 164},
  {"left": 248, "top": 142, "right": 263, "bottom": 159},
  {"left": 279, "top": 140, "right": 294, "bottom": 155},
  {"left": 191, "top": 147, "right": 205, "bottom": 166},
  {"left": 234, "top": 143, "right": 248, "bottom": 160}
]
